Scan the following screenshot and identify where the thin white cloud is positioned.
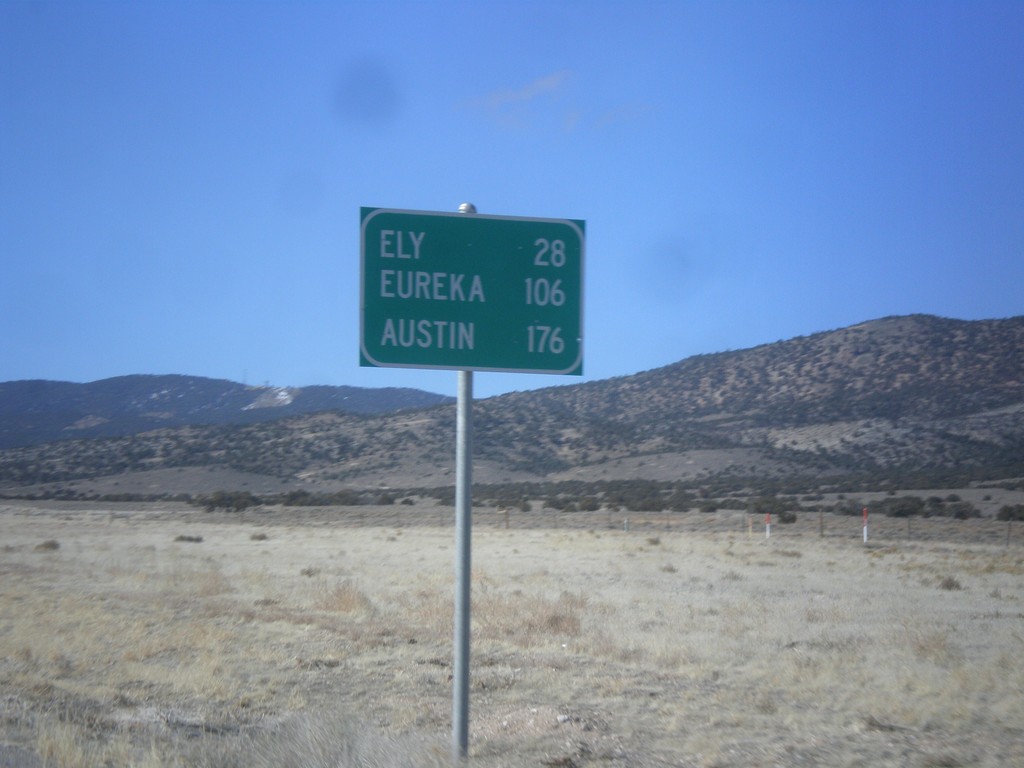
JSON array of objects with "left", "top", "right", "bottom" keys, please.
[
  {"left": 464, "top": 70, "right": 575, "bottom": 129},
  {"left": 466, "top": 71, "right": 652, "bottom": 134},
  {"left": 480, "top": 69, "right": 573, "bottom": 110}
]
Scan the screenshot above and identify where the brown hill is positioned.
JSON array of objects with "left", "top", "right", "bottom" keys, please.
[{"left": 2, "top": 315, "right": 1022, "bottom": 495}]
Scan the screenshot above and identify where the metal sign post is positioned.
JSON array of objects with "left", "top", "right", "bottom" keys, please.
[
  {"left": 452, "top": 367, "right": 472, "bottom": 757},
  {"left": 358, "top": 202, "right": 585, "bottom": 760},
  {"left": 452, "top": 204, "right": 474, "bottom": 759}
]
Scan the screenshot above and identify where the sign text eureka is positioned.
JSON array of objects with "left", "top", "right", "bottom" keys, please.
[{"left": 360, "top": 208, "right": 584, "bottom": 374}]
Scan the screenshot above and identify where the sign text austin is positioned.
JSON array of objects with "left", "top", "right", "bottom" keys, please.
[{"left": 360, "top": 207, "right": 584, "bottom": 374}]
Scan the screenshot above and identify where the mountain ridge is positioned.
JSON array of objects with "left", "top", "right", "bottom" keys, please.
[
  {"left": 0, "top": 374, "right": 454, "bottom": 450},
  {"left": 2, "top": 314, "right": 1022, "bottom": 494}
]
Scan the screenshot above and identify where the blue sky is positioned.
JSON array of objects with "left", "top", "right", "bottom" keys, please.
[{"left": 3, "top": 1, "right": 1023, "bottom": 399}]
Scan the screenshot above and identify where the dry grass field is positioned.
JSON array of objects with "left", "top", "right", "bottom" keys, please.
[{"left": 2, "top": 500, "right": 1023, "bottom": 767}]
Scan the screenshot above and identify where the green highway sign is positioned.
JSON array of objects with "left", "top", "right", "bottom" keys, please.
[{"left": 360, "top": 207, "right": 584, "bottom": 374}]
